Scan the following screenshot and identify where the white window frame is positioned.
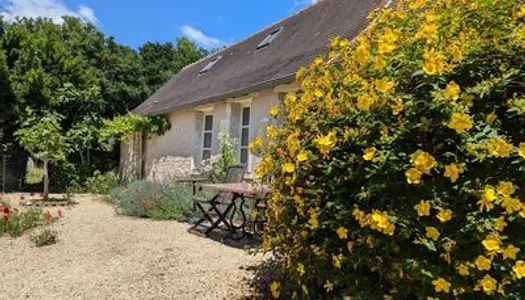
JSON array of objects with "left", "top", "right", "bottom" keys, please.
[
  {"left": 201, "top": 113, "right": 213, "bottom": 161},
  {"left": 239, "top": 105, "right": 251, "bottom": 167}
]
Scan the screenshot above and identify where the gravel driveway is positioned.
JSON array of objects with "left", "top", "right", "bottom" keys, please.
[{"left": 0, "top": 195, "right": 264, "bottom": 300}]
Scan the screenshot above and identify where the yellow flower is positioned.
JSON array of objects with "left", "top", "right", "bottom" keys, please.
[
  {"left": 269, "top": 105, "right": 279, "bottom": 116},
  {"left": 411, "top": 150, "right": 437, "bottom": 174},
  {"left": 482, "top": 235, "right": 501, "bottom": 252},
  {"left": 448, "top": 112, "right": 473, "bottom": 134},
  {"left": 270, "top": 281, "right": 280, "bottom": 299},
  {"left": 494, "top": 216, "right": 508, "bottom": 232},
  {"left": 436, "top": 209, "right": 453, "bottom": 223},
  {"left": 363, "top": 147, "right": 376, "bottom": 161},
  {"left": 409, "top": 0, "right": 426, "bottom": 10},
  {"left": 414, "top": 200, "right": 431, "bottom": 217},
  {"left": 443, "top": 163, "right": 463, "bottom": 183},
  {"left": 503, "top": 245, "right": 520, "bottom": 260},
  {"left": 432, "top": 277, "right": 451, "bottom": 293},
  {"left": 415, "top": 22, "right": 439, "bottom": 43},
  {"left": 406, "top": 168, "right": 423, "bottom": 184},
  {"left": 355, "top": 38, "right": 370, "bottom": 65},
  {"left": 314, "top": 130, "right": 338, "bottom": 156},
  {"left": 314, "top": 89, "right": 324, "bottom": 98},
  {"left": 296, "top": 151, "right": 310, "bottom": 163},
  {"left": 478, "top": 186, "right": 497, "bottom": 212},
  {"left": 477, "top": 275, "right": 497, "bottom": 295},
  {"left": 266, "top": 125, "right": 277, "bottom": 138},
  {"left": 497, "top": 181, "right": 516, "bottom": 197},
  {"left": 282, "top": 163, "right": 295, "bottom": 173},
  {"left": 513, "top": 261, "right": 525, "bottom": 279},
  {"left": 501, "top": 196, "right": 522, "bottom": 214},
  {"left": 427, "top": 298, "right": 439, "bottom": 300},
  {"left": 423, "top": 48, "right": 447, "bottom": 75},
  {"left": 371, "top": 210, "right": 390, "bottom": 229},
  {"left": 357, "top": 93, "right": 376, "bottom": 111},
  {"left": 308, "top": 208, "right": 319, "bottom": 229},
  {"left": 378, "top": 29, "right": 399, "bottom": 54},
  {"left": 475, "top": 255, "right": 492, "bottom": 271},
  {"left": 486, "top": 137, "right": 513, "bottom": 158},
  {"left": 456, "top": 264, "right": 470, "bottom": 276},
  {"left": 333, "top": 254, "right": 342, "bottom": 269},
  {"left": 336, "top": 226, "right": 348, "bottom": 239},
  {"left": 297, "top": 263, "right": 305, "bottom": 276},
  {"left": 374, "top": 57, "right": 386, "bottom": 70},
  {"left": 390, "top": 98, "right": 404, "bottom": 115},
  {"left": 375, "top": 77, "right": 397, "bottom": 93},
  {"left": 324, "top": 280, "right": 334, "bottom": 292},
  {"left": 426, "top": 227, "right": 440, "bottom": 241},
  {"left": 517, "top": 4, "right": 525, "bottom": 19},
  {"left": 249, "top": 136, "right": 264, "bottom": 153},
  {"left": 519, "top": 142, "right": 525, "bottom": 158},
  {"left": 445, "top": 81, "right": 461, "bottom": 100}
]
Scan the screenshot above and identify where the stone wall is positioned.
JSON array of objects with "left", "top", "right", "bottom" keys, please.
[{"left": 144, "top": 156, "right": 194, "bottom": 183}]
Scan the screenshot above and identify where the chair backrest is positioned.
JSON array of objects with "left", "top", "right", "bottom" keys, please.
[{"left": 223, "top": 164, "right": 246, "bottom": 184}]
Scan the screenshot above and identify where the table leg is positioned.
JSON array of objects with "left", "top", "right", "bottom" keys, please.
[
  {"left": 223, "top": 193, "right": 248, "bottom": 242},
  {"left": 192, "top": 180, "right": 197, "bottom": 211}
]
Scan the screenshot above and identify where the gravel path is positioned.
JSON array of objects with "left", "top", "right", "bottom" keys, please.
[{"left": 0, "top": 195, "right": 264, "bottom": 300}]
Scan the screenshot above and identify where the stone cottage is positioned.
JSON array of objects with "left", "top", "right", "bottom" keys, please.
[{"left": 122, "top": 0, "right": 385, "bottom": 181}]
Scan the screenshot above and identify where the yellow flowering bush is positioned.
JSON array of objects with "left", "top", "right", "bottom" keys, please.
[{"left": 254, "top": 0, "right": 525, "bottom": 298}]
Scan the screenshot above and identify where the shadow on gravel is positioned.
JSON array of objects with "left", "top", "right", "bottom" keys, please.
[{"left": 239, "top": 259, "right": 290, "bottom": 300}]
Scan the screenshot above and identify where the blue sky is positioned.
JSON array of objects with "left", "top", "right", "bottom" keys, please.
[{"left": 0, "top": 0, "right": 318, "bottom": 49}]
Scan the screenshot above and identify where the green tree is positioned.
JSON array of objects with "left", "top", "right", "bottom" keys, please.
[
  {"left": 15, "top": 109, "right": 68, "bottom": 198},
  {"left": 140, "top": 38, "right": 208, "bottom": 95}
]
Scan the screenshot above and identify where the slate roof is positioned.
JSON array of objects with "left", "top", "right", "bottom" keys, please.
[{"left": 134, "top": 0, "right": 383, "bottom": 116}]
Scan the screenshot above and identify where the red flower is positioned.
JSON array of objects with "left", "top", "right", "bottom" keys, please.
[
  {"left": 44, "top": 211, "right": 53, "bottom": 221},
  {"left": 20, "top": 194, "right": 25, "bottom": 201},
  {"left": 58, "top": 209, "right": 65, "bottom": 218},
  {"left": 2, "top": 206, "right": 10, "bottom": 221},
  {"left": 30, "top": 192, "right": 35, "bottom": 197},
  {"left": 39, "top": 193, "right": 45, "bottom": 198}
]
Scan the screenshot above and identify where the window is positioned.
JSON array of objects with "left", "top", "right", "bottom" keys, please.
[
  {"left": 239, "top": 106, "right": 251, "bottom": 165},
  {"left": 202, "top": 114, "right": 213, "bottom": 160},
  {"left": 199, "top": 56, "right": 222, "bottom": 74},
  {"left": 256, "top": 27, "right": 283, "bottom": 49}
]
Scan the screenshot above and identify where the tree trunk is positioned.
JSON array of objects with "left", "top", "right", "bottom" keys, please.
[{"left": 43, "top": 159, "right": 49, "bottom": 200}]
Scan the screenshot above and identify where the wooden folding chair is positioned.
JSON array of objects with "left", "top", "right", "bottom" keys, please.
[{"left": 191, "top": 164, "right": 246, "bottom": 236}]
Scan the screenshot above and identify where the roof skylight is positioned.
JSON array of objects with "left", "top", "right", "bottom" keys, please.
[
  {"left": 199, "top": 55, "right": 222, "bottom": 74},
  {"left": 256, "top": 27, "right": 283, "bottom": 50}
]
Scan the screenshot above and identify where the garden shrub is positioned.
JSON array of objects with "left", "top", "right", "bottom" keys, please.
[
  {"left": 107, "top": 181, "right": 196, "bottom": 220},
  {"left": 84, "top": 171, "right": 122, "bottom": 194},
  {"left": 202, "top": 132, "right": 237, "bottom": 182},
  {"left": 30, "top": 229, "right": 58, "bottom": 247},
  {"left": 253, "top": 1, "right": 525, "bottom": 299}
]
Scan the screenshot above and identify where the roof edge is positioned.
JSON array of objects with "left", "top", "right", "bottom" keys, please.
[{"left": 138, "top": 73, "right": 297, "bottom": 116}]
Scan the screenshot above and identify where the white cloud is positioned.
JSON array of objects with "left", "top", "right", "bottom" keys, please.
[
  {"left": 77, "top": 5, "right": 97, "bottom": 24},
  {"left": 180, "top": 25, "right": 226, "bottom": 48},
  {"left": 0, "top": 0, "right": 98, "bottom": 24},
  {"left": 290, "top": 0, "right": 319, "bottom": 11}
]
